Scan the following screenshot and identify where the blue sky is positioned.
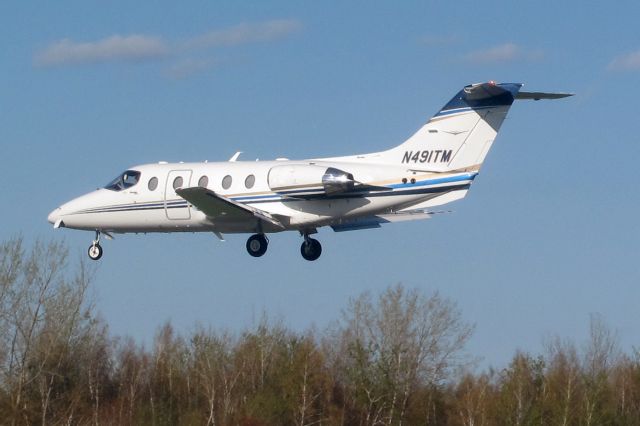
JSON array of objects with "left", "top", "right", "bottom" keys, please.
[{"left": 2, "top": 1, "right": 639, "bottom": 368}]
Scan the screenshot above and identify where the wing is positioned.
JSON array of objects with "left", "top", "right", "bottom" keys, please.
[
  {"left": 175, "top": 187, "right": 285, "bottom": 230},
  {"left": 330, "top": 209, "right": 450, "bottom": 232}
]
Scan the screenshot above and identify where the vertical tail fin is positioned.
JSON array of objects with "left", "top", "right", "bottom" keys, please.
[{"left": 380, "top": 82, "right": 523, "bottom": 171}]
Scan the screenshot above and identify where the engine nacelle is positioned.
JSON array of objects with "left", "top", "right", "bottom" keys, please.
[{"left": 268, "top": 164, "right": 355, "bottom": 197}]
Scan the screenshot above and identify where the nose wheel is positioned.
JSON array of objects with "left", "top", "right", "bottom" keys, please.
[
  {"left": 300, "top": 236, "right": 322, "bottom": 261},
  {"left": 88, "top": 244, "right": 103, "bottom": 260},
  {"left": 246, "top": 234, "right": 268, "bottom": 257},
  {"left": 88, "top": 230, "right": 103, "bottom": 261}
]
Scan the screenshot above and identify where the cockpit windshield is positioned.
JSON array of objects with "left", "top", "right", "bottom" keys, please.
[{"left": 104, "top": 170, "right": 141, "bottom": 191}]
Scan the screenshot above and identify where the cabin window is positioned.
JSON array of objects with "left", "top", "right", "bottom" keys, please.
[
  {"left": 173, "top": 176, "right": 183, "bottom": 190},
  {"left": 245, "top": 174, "right": 255, "bottom": 189},
  {"left": 222, "top": 175, "right": 232, "bottom": 190},
  {"left": 104, "top": 170, "right": 141, "bottom": 191},
  {"left": 148, "top": 177, "right": 158, "bottom": 191},
  {"left": 198, "top": 175, "right": 209, "bottom": 188}
]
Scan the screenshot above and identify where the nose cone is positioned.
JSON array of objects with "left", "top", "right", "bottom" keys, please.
[
  {"left": 48, "top": 207, "right": 63, "bottom": 227},
  {"left": 47, "top": 189, "right": 111, "bottom": 231}
]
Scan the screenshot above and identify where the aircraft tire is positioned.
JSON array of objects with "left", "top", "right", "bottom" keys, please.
[
  {"left": 300, "top": 238, "right": 322, "bottom": 261},
  {"left": 88, "top": 243, "right": 103, "bottom": 261},
  {"left": 246, "top": 234, "right": 268, "bottom": 257}
]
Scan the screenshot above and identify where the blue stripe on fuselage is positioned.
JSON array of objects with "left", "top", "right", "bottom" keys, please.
[{"left": 387, "top": 173, "right": 476, "bottom": 190}]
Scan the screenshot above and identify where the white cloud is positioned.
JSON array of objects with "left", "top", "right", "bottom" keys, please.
[
  {"left": 463, "top": 43, "right": 543, "bottom": 64},
  {"left": 34, "top": 19, "right": 303, "bottom": 74},
  {"left": 608, "top": 50, "right": 640, "bottom": 71},
  {"left": 34, "top": 35, "right": 169, "bottom": 66},
  {"left": 184, "top": 19, "right": 303, "bottom": 49}
]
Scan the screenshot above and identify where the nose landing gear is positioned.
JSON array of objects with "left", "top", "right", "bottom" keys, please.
[
  {"left": 246, "top": 234, "right": 269, "bottom": 257},
  {"left": 88, "top": 230, "right": 103, "bottom": 261}
]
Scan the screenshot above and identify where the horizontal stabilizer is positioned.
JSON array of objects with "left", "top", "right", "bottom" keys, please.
[{"left": 516, "top": 91, "right": 574, "bottom": 100}]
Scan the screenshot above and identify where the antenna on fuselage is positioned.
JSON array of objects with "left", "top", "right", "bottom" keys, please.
[{"left": 229, "top": 151, "right": 242, "bottom": 162}]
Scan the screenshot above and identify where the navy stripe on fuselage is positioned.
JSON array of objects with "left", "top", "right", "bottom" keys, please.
[{"left": 76, "top": 200, "right": 187, "bottom": 214}]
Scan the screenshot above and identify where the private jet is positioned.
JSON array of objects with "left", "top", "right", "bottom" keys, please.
[{"left": 48, "top": 82, "right": 571, "bottom": 261}]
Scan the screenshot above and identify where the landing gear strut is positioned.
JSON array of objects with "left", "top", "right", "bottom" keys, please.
[
  {"left": 246, "top": 234, "right": 268, "bottom": 257},
  {"left": 88, "top": 230, "right": 103, "bottom": 261},
  {"left": 300, "top": 234, "right": 322, "bottom": 261}
]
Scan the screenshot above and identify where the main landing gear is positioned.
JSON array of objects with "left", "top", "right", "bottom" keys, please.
[
  {"left": 245, "top": 233, "right": 323, "bottom": 261},
  {"left": 88, "top": 230, "right": 103, "bottom": 261},
  {"left": 246, "top": 234, "right": 269, "bottom": 257},
  {"left": 300, "top": 234, "right": 322, "bottom": 261}
]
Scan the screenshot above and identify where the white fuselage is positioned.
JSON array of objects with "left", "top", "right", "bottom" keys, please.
[{"left": 47, "top": 157, "right": 476, "bottom": 235}]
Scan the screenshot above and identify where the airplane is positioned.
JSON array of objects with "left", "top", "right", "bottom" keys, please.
[{"left": 47, "top": 82, "right": 572, "bottom": 261}]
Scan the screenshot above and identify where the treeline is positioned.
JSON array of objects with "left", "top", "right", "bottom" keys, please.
[{"left": 1, "top": 238, "right": 639, "bottom": 425}]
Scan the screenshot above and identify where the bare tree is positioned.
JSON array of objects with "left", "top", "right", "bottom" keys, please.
[
  {"left": 543, "top": 337, "right": 581, "bottom": 426},
  {"left": 581, "top": 314, "right": 618, "bottom": 426},
  {"left": 189, "top": 326, "right": 241, "bottom": 426},
  {"left": 335, "top": 284, "right": 473, "bottom": 425},
  {"left": 9, "top": 237, "right": 640, "bottom": 425},
  {"left": 495, "top": 353, "right": 545, "bottom": 426},
  {"left": 113, "top": 337, "right": 149, "bottom": 425},
  {"left": 0, "top": 238, "right": 98, "bottom": 425},
  {"left": 610, "top": 348, "right": 640, "bottom": 423},
  {"left": 149, "top": 322, "right": 190, "bottom": 424},
  {"left": 452, "top": 372, "right": 492, "bottom": 426},
  {"left": 283, "top": 332, "right": 328, "bottom": 426}
]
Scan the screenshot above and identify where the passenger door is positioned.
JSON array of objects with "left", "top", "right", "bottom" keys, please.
[{"left": 165, "top": 170, "right": 193, "bottom": 219}]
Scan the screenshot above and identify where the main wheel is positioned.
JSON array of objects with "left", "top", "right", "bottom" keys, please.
[
  {"left": 246, "top": 234, "right": 268, "bottom": 257},
  {"left": 88, "top": 243, "right": 103, "bottom": 261},
  {"left": 300, "top": 238, "right": 322, "bottom": 261}
]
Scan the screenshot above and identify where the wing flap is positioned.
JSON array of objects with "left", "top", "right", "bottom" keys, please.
[{"left": 175, "top": 187, "right": 285, "bottom": 229}]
